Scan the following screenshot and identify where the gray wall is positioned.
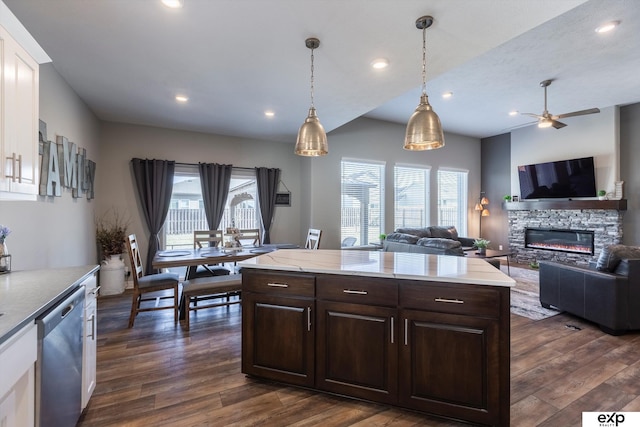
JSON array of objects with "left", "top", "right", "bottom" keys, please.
[
  {"left": 620, "top": 102, "right": 640, "bottom": 245},
  {"left": 480, "top": 133, "right": 511, "bottom": 248},
  {"left": 0, "top": 63, "right": 101, "bottom": 270}
]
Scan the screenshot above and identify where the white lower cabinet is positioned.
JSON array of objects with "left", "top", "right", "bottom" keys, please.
[
  {"left": 0, "top": 323, "right": 37, "bottom": 427},
  {"left": 82, "top": 274, "right": 99, "bottom": 410}
]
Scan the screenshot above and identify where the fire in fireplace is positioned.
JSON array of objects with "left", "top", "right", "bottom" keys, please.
[{"left": 525, "top": 228, "right": 595, "bottom": 255}]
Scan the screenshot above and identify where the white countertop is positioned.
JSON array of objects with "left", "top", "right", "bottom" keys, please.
[
  {"left": 0, "top": 265, "right": 100, "bottom": 345},
  {"left": 239, "top": 249, "right": 515, "bottom": 287}
]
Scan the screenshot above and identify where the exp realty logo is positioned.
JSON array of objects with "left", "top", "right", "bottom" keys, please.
[{"left": 583, "top": 412, "right": 639, "bottom": 427}]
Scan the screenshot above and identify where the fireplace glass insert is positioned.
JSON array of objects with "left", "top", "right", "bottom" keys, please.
[{"left": 525, "top": 228, "right": 594, "bottom": 255}]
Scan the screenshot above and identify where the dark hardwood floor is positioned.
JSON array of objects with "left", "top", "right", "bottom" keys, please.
[{"left": 78, "top": 287, "right": 640, "bottom": 427}]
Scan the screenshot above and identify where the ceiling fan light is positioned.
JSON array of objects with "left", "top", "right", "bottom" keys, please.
[
  {"left": 404, "top": 94, "right": 445, "bottom": 150},
  {"left": 538, "top": 118, "right": 553, "bottom": 128},
  {"left": 295, "top": 107, "right": 328, "bottom": 156}
]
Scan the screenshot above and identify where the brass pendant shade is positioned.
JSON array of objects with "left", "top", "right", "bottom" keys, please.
[
  {"left": 404, "top": 94, "right": 445, "bottom": 150},
  {"left": 295, "top": 37, "right": 328, "bottom": 157},
  {"left": 295, "top": 107, "right": 328, "bottom": 156},
  {"left": 404, "top": 16, "right": 444, "bottom": 151}
]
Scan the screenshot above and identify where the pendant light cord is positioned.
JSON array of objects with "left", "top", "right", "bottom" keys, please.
[
  {"left": 421, "top": 26, "right": 427, "bottom": 96},
  {"left": 310, "top": 47, "right": 316, "bottom": 108}
]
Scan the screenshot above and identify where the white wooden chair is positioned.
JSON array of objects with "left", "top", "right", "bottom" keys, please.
[
  {"left": 237, "top": 228, "right": 261, "bottom": 246},
  {"left": 305, "top": 228, "right": 322, "bottom": 250},
  {"left": 190, "top": 230, "right": 230, "bottom": 278}
]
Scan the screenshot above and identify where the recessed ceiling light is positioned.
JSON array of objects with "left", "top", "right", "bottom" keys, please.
[
  {"left": 175, "top": 95, "right": 188, "bottom": 103},
  {"left": 508, "top": 111, "right": 518, "bottom": 116},
  {"left": 161, "top": 0, "right": 184, "bottom": 9},
  {"left": 370, "top": 58, "right": 389, "bottom": 69},
  {"left": 595, "top": 20, "right": 620, "bottom": 33},
  {"left": 264, "top": 111, "right": 275, "bottom": 117},
  {"left": 442, "top": 91, "right": 453, "bottom": 99}
]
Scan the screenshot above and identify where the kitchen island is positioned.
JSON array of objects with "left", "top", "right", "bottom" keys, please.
[{"left": 239, "top": 249, "right": 515, "bottom": 426}]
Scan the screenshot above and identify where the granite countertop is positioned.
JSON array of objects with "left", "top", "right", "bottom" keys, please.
[
  {"left": 0, "top": 265, "right": 100, "bottom": 345},
  {"left": 238, "top": 249, "right": 515, "bottom": 287}
]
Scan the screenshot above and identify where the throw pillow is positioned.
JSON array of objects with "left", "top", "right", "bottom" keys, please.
[
  {"left": 385, "top": 232, "right": 420, "bottom": 244},
  {"left": 395, "top": 228, "right": 432, "bottom": 238},
  {"left": 596, "top": 244, "right": 640, "bottom": 272}
]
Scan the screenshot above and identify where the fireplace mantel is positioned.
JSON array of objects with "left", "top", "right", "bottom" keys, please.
[{"left": 505, "top": 199, "right": 627, "bottom": 211}]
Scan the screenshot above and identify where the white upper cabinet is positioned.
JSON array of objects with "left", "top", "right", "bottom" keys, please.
[{"left": 0, "top": 24, "right": 40, "bottom": 200}]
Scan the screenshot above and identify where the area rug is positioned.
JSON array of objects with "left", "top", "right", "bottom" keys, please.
[{"left": 506, "top": 264, "right": 561, "bottom": 320}]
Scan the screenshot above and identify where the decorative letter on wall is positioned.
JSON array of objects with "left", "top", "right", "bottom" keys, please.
[{"left": 38, "top": 120, "right": 96, "bottom": 199}]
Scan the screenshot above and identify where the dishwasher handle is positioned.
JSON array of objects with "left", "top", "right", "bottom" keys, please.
[{"left": 37, "top": 286, "right": 85, "bottom": 338}]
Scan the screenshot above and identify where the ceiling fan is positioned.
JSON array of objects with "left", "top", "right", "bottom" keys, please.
[{"left": 520, "top": 79, "right": 600, "bottom": 129}]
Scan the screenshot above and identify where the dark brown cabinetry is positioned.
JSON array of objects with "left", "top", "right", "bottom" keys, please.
[
  {"left": 242, "top": 270, "right": 510, "bottom": 426},
  {"left": 241, "top": 271, "right": 315, "bottom": 387}
]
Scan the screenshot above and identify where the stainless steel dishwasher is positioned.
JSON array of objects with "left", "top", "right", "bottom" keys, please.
[{"left": 36, "top": 286, "right": 85, "bottom": 427}]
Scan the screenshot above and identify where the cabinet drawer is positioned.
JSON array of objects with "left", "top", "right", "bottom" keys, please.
[
  {"left": 243, "top": 270, "right": 315, "bottom": 297},
  {"left": 400, "top": 282, "right": 501, "bottom": 318},
  {"left": 316, "top": 275, "right": 398, "bottom": 307}
]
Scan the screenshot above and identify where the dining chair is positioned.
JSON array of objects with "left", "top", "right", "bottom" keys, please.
[
  {"left": 125, "top": 233, "right": 179, "bottom": 328},
  {"left": 237, "top": 228, "right": 261, "bottom": 246},
  {"left": 191, "top": 230, "right": 230, "bottom": 278},
  {"left": 305, "top": 228, "right": 322, "bottom": 250}
]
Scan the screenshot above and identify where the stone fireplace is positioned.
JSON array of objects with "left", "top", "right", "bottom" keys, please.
[{"left": 506, "top": 200, "right": 626, "bottom": 266}]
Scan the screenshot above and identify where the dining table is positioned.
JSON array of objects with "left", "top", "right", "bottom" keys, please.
[{"left": 152, "top": 244, "right": 299, "bottom": 319}]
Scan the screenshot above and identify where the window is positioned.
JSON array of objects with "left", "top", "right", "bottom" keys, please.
[
  {"left": 437, "top": 169, "right": 468, "bottom": 236},
  {"left": 163, "top": 165, "right": 258, "bottom": 249},
  {"left": 341, "top": 159, "right": 385, "bottom": 246},
  {"left": 394, "top": 165, "right": 430, "bottom": 230}
]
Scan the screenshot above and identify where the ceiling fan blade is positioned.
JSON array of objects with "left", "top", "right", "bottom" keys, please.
[
  {"left": 520, "top": 112, "right": 543, "bottom": 119},
  {"left": 551, "top": 120, "right": 567, "bottom": 129},
  {"left": 555, "top": 108, "right": 600, "bottom": 119}
]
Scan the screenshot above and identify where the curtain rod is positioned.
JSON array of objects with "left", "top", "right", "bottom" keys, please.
[{"left": 174, "top": 162, "right": 255, "bottom": 172}]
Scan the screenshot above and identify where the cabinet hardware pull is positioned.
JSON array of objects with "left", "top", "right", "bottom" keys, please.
[
  {"left": 91, "top": 286, "right": 101, "bottom": 296},
  {"left": 404, "top": 318, "right": 408, "bottom": 346},
  {"left": 267, "top": 283, "right": 288, "bottom": 288},
  {"left": 307, "top": 307, "right": 312, "bottom": 331},
  {"left": 88, "top": 314, "right": 95, "bottom": 339},
  {"left": 16, "top": 154, "right": 22, "bottom": 183},
  {"left": 391, "top": 316, "right": 394, "bottom": 344},
  {"left": 343, "top": 289, "right": 367, "bottom": 295},
  {"left": 434, "top": 298, "right": 464, "bottom": 304},
  {"left": 6, "top": 153, "right": 16, "bottom": 180}
]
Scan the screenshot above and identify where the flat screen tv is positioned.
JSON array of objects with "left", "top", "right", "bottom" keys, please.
[{"left": 518, "top": 156, "right": 597, "bottom": 200}]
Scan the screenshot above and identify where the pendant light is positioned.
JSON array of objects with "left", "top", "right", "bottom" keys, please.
[
  {"left": 295, "top": 38, "right": 328, "bottom": 156},
  {"left": 404, "top": 16, "right": 445, "bottom": 151}
]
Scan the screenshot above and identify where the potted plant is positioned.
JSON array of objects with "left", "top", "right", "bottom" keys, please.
[
  {"left": 96, "top": 209, "right": 130, "bottom": 295},
  {"left": 503, "top": 195, "right": 512, "bottom": 202},
  {"left": 473, "top": 238, "right": 490, "bottom": 255},
  {"left": 598, "top": 190, "right": 607, "bottom": 201}
]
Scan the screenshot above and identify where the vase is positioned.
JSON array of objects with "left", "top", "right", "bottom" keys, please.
[
  {"left": 477, "top": 247, "right": 486, "bottom": 255},
  {"left": 0, "top": 241, "right": 8, "bottom": 272},
  {"left": 101, "top": 254, "right": 126, "bottom": 295}
]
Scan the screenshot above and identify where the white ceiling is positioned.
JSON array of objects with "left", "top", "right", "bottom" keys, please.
[{"left": 4, "top": 0, "right": 640, "bottom": 142}]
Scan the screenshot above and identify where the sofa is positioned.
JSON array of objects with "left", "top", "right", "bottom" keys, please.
[
  {"left": 382, "top": 226, "right": 476, "bottom": 256},
  {"left": 539, "top": 244, "right": 640, "bottom": 335}
]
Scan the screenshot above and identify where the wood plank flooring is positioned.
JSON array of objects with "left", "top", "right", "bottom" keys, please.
[{"left": 78, "top": 289, "right": 640, "bottom": 427}]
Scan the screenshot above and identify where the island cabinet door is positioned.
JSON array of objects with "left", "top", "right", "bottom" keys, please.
[
  {"left": 241, "top": 292, "right": 315, "bottom": 387},
  {"left": 398, "top": 309, "right": 504, "bottom": 427},
  {"left": 316, "top": 300, "right": 398, "bottom": 404}
]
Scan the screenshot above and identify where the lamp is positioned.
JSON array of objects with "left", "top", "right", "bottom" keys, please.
[
  {"left": 295, "top": 38, "right": 328, "bottom": 157},
  {"left": 475, "top": 193, "right": 490, "bottom": 234},
  {"left": 404, "top": 15, "right": 444, "bottom": 151}
]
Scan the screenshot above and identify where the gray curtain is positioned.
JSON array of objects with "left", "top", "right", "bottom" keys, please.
[
  {"left": 255, "top": 167, "right": 280, "bottom": 244},
  {"left": 131, "top": 158, "right": 175, "bottom": 273},
  {"left": 198, "top": 163, "right": 233, "bottom": 229}
]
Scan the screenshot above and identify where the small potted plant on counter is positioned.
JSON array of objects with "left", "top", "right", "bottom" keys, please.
[
  {"left": 503, "top": 195, "right": 512, "bottom": 202},
  {"left": 474, "top": 238, "right": 490, "bottom": 255},
  {"left": 598, "top": 190, "right": 607, "bottom": 201}
]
